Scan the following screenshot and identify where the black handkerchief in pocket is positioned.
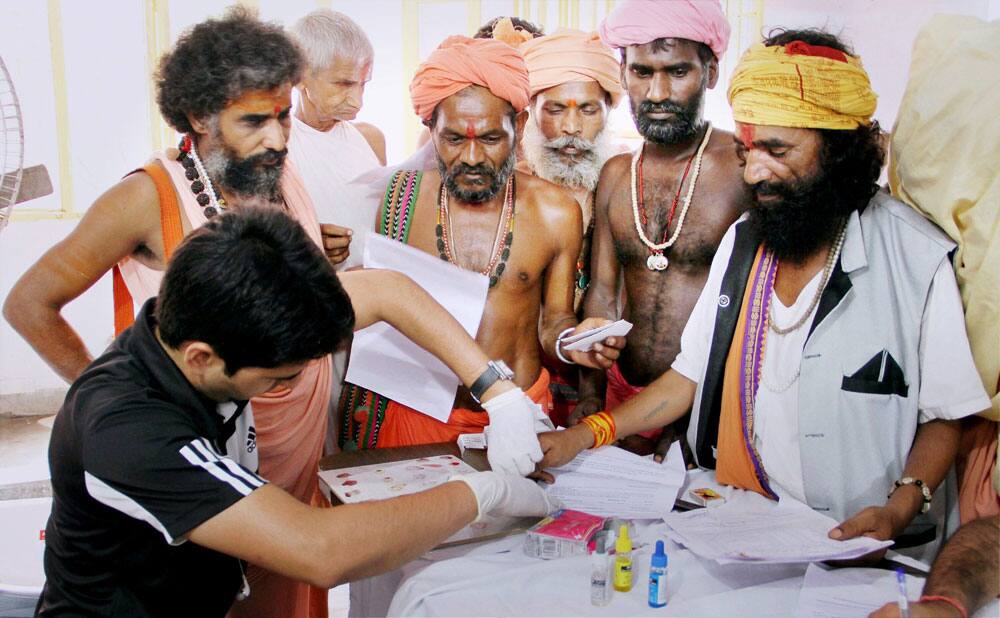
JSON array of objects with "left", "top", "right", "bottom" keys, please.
[{"left": 841, "top": 350, "right": 909, "bottom": 397}]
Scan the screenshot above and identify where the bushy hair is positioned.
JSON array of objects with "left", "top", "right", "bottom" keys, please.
[
  {"left": 156, "top": 207, "right": 355, "bottom": 374},
  {"left": 763, "top": 28, "right": 885, "bottom": 212},
  {"left": 474, "top": 16, "right": 544, "bottom": 39},
  {"left": 156, "top": 7, "right": 303, "bottom": 134}
]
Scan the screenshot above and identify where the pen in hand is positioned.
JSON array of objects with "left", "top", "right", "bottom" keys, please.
[{"left": 895, "top": 567, "right": 910, "bottom": 618}]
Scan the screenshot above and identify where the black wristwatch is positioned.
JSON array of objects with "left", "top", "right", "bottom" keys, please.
[{"left": 469, "top": 360, "right": 515, "bottom": 403}]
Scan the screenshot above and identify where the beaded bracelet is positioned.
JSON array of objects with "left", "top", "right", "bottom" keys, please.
[
  {"left": 918, "top": 595, "right": 968, "bottom": 618},
  {"left": 581, "top": 412, "right": 616, "bottom": 448}
]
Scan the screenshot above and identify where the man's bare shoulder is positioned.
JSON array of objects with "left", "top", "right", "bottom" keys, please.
[
  {"left": 600, "top": 151, "right": 632, "bottom": 184},
  {"left": 516, "top": 171, "right": 578, "bottom": 218},
  {"left": 84, "top": 168, "right": 162, "bottom": 235},
  {"left": 353, "top": 121, "right": 386, "bottom": 164},
  {"left": 705, "top": 127, "right": 742, "bottom": 167}
]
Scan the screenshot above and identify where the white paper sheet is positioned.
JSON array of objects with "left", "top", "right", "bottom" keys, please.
[
  {"left": 794, "top": 563, "right": 923, "bottom": 618},
  {"left": 561, "top": 319, "right": 633, "bottom": 352},
  {"left": 347, "top": 234, "right": 489, "bottom": 422},
  {"left": 541, "top": 442, "right": 685, "bottom": 518},
  {"left": 663, "top": 495, "right": 893, "bottom": 564}
]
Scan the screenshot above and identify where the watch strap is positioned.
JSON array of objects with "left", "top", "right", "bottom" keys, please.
[{"left": 469, "top": 360, "right": 514, "bottom": 403}]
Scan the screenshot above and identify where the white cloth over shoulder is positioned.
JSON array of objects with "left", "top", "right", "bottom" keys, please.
[{"left": 289, "top": 115, "right": 382, "bottom": 270}]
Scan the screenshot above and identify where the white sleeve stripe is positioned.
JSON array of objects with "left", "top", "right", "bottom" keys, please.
[
  {"left": 193, "top": 438, "right": 264, "bottom": 489},
  {"left": 179, "top": 443, "right": 256, "bottom": 496},
  {"left": 84, "top": 471, "right": 181, "bottom": 546}
]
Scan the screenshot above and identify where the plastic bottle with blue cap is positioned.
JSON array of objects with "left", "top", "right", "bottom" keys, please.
[{"left": 648, "top": 540, "right": 668, "bottom": 607}]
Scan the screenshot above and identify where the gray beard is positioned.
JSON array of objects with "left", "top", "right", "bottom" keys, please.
[
  {"left": 521, "top": 118, "right": 612, "bottom": 192},
  {"left": 201, "top": 148, "right": 284, "bottom": 207}
]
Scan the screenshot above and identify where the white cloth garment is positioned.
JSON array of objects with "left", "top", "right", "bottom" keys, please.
[
  {"left": 672, "top": 213, "right": 988, "bottom": 503},
  {"left": 288, "top": 114, "right": 382, "bottom": 271}
]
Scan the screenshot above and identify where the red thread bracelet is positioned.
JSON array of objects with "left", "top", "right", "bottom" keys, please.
[{"left": 918, "top": 595, "right": 968, "bottom": 618}]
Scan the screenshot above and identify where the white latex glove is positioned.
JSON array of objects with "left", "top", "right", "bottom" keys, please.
[
  {"left": 482, "top": 388, "right": 545, "bottom": 476},
  {"left": 451, "top": 471, "right": 561, "bottom": 520}
]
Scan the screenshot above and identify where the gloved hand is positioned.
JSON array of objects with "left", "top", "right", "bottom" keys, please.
[
  {"left": 483, "top": 388, "right": 546, "bottom": 475},
  {"left": 451, "top": 471, "right": 561, "bottom": 520}
]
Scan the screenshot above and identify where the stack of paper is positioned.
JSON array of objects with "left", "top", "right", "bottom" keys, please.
[
  {"left": 663, "top": 497, "right": 893, "bottom": 564},
  {"left": 542, "top": 442, "right": 686, "bottom": 519},
  {"left": 794, "top": 563, "right": 923, "bottom": 617},
  {"left": 560, "top": 320, "right": 632, "bottom": 352}
]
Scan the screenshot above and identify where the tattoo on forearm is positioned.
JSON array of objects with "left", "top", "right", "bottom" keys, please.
[{"left": 643, "top": 399, "right": 670, "bottom": 421}]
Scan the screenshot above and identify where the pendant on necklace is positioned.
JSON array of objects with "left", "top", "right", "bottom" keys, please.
[{"left": 646, "top": 253, "right": 669, "bottom": 271}]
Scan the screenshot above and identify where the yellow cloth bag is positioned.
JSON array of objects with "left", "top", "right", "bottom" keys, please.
[{"left": 889, "top": 15, "right": 1000, "bottom": 422}]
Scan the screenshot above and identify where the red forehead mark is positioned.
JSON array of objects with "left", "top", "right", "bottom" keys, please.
[
  {"left": 739, "top": 124, "right": 755, "bottom": 150},
  {"left": 566, "top": 99, "right": 578, "bottom": 108},
  {"left": 274, "top": 104, "right": 283, "bottom": 116},
  {"left": 465, "top": 122, "right": 477, "bottom": 139}
]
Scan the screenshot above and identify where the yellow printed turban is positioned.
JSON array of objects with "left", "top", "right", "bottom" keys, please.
[
  {"left": 728, "top": 41, "right": 877, "bottom": 130},
  {"left": 519, "top": 28, "right": 623, "bottom": 107},
  {"left": 410, "top": 35, "right": 531, "bottom": 122}
]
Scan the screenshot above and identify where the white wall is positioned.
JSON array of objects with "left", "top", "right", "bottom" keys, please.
[{"left": 0, "top": 0, "right": 996, "bottom": 396}]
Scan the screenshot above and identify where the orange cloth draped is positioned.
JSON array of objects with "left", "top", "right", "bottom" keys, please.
[
  {"left": 222, "top": 164, "right": 333, "bottom": 618},
  {"left": 956, "top": 417, "right": 1000, "bottom": 523},
  {"left": 518, "top": 28, "right": 623, "bottom": 106},
  {"left": 410, "top": 35, "right": 530, "bottom": 122},
  {"left": 376, "top": 369, "right": 553, "bottom": 448},
  {"left": 716, "top": 248, "right": 773, "bottom": 498}
]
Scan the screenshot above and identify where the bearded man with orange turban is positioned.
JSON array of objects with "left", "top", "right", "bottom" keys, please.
[
  {"left": 536, "top": 29, "right": 990, "bottom": 565},
  {"left": 338, "top": 36, "right": 624, "bottom": 470}
]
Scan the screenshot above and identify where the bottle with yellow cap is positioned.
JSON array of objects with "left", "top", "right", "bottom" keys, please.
[{"left": 612, "top": 524, "right": 633, "bottom": 592}]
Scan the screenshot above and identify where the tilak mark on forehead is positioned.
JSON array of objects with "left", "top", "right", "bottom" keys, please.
[
  {"left": 566, "top": 99, "right": 578, "bottom": 108},
  {"left": 465, "top": 122, "right": 477, "bottom": 139},
  {"left": 739, "top": 124, "right": 755, "bottom": 150}
]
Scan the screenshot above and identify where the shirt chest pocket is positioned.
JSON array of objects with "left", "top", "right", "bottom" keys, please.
[{"left": 841, "top": 349, "right": 909, "bottom": 397}]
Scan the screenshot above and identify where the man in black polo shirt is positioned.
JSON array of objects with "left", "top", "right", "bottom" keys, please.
[{"left": 37, "top": 208, "right": 556, "bottom": 617}]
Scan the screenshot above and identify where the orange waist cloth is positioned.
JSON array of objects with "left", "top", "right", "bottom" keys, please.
[
  {"left": 606, "top": 362, "right": 662, "bottom": 442},
  {"left": 956, "top": 417, "right": 1000, "bottom": 524},
  {"left": 376, "top": 369, "right": 553, "bottom": 448}
]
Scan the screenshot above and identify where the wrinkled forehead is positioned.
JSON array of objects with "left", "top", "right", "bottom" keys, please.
[
  {"left": 535, "top": 81, "right": 609, "bottom": 107},
  {"left": 625, "top": 38, "right": 704, "bottom": 66},
  {"left": 435, "top": 85, "right": 516, "bottom": 132},
  {"left": 312, "top": 56, "right": 373, "bottom": 81},
  {"left": 224, "top": 84, "right": 294, "bottom": 117},
  {"left": 734, "top": 122, "right": 822, "bottom": 149}
]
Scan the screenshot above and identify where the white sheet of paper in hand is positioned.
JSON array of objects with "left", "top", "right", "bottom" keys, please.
[
  {"left": 561, "top": 319, "right": 633, "bottom": 352},
  {"left": 346, "top": 234, "right": 489, "bottom": 423}
]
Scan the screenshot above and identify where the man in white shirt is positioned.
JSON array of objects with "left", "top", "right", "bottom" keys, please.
[
  {"left": 288, "top": 9, "right": 386, "bottom": 270},
  {"left": 537, "top": 29, "right": 991, "bottom": 563}
]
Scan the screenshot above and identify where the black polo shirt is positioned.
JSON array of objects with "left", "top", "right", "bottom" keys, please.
[{"left": 37, "top": 300, "right": 266, "bottom": 617}]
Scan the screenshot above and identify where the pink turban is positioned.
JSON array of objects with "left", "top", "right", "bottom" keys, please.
[
  {"left": 410, "top": 35, "right": 531, "bottom": 122},
  {"left": 599, "top": 0, "right": 731, "bottom": 61},
  {"left": 519, "top": 28, "right": 623, "bottom": 107}
]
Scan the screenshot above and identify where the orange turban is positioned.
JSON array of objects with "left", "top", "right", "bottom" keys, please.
[
  {"left": 519, "top": 28, "right": 623, "bottom": 107},
  {"left": 410, "top": 35, "right": 531, "bottom": 122}
]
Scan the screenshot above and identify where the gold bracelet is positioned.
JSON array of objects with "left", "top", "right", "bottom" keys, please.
[{"left": 581, "top": 411, "right": 617, "bottom": 448}]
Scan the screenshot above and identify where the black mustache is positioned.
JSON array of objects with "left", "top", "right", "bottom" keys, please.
[
  {"left": 638, "top": 101, "right": 687, "bottom": 115},
  {"left": 452, "top": 163, "right": 496, "bottom": 177},
  {"left": 244, "top": 149, "right": 288, "bottom": 166}
]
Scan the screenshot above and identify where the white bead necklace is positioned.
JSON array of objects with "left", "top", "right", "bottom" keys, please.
[
  {"left": 767, "top": 221, "right": 848, "bottom": 336},
  {"left": 187, "top": 141, "right": 226, "bottom": 214},
  {"left": 630, "top": 124, "right": 713, "bottom": 271}
]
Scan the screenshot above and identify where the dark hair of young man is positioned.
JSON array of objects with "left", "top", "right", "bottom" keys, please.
[
  {"left": 156, "top": 6, "right": 304, "bottom": 134},
  {"left": 156, "top": 207, "right": 355, "bottom": 374},
  {"left": 763, "top": 27, "right": 886, "bottom": 214}
]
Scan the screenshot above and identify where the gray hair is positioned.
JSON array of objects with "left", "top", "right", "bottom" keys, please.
[{"left": 289, "top": 9, "right": 373, "bottom": 71}]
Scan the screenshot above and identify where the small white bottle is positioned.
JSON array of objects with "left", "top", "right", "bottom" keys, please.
[{"left": 590, "top": 535, "right": 612, "bottom": 606}]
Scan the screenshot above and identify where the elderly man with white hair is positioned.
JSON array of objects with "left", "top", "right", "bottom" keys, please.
[{"left": 289, "top": 9, "right": 385, "bottom": 271}]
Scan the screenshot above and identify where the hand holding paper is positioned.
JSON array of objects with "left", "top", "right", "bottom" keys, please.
[{"left": 559, "top": 318, "right": 629, "bottom": 369}]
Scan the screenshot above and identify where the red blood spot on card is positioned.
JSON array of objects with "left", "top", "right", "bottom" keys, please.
[
  {"left": 341, "top": 479, "right": 358, "bottom": 486},
  {"left": 450, "top": 462, "right": 461, "bottom": 466},
  {"left": 336, "top": 472, "right": 351, "bottom": 478}
]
